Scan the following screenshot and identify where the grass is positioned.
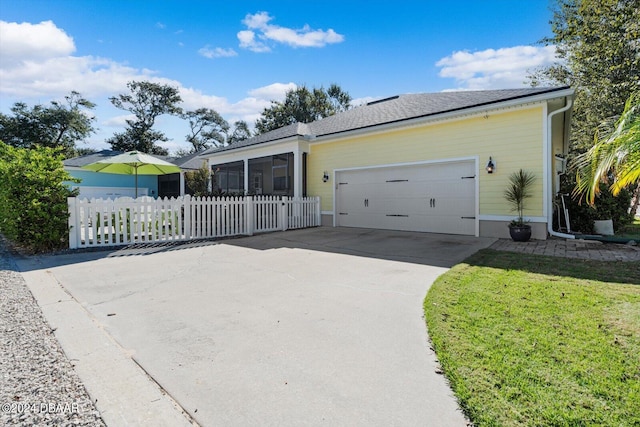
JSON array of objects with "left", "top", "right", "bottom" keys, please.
[
  {"left": 618, "top": 218, "right": 640, "bottom": 240},
  {"left": 424, "top": 249, "right": 640, "bottom": 426}
]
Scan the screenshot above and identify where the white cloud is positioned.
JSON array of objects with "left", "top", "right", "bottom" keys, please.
[
  {"left": 0, "top": 21, "right": 161, "bottom": 98},
  {"left": 248, "top": 82, "right": 296, "bottom": 100},
  {"left": 0, "top": 54, "right": 158, "bottom": 98},
  {"left": 243, "top": 11, "right": 272, "bottom": 29},
  {"left": 178, "top": 82, "right": 295, "bottom": 118},
  {"left": 102, "top": 114, "right": 135, "bottom": 128},
  {"left": 0, "top": 21, "right": 293, "bottom": 119},
  {"left": 238, "top": 12, "right": 344, "bottom": 52},
  {"left": 237, "top": 29, "right": 271, "bottom": 53},
  {"left": 0, "top": 20, "right": 75, "bottom": 63},
  {"left": 0, "top": 20, "right": 303, "bottom": 153},
  {"left": 198, "top": 46, "right": 238, "bottom": 59},
  {"left": 435, "top": 45, "right": 559, "bottom": 90}
]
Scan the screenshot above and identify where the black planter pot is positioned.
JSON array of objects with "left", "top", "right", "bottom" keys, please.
[{"left": 509, "top": 224, "right": 532, "bottom": 242}]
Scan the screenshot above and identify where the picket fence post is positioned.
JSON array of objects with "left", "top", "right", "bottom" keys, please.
[
  {"left": 315, "top": 196, "right": 321, "bottom": 226},
  {"left": 183, "top": 195, "right": 191, "bottom": 240},
  {"left": 281, "top": 197, "right": 288, "bottom": 231},
  {"left": 68, "top": 197, "right": 78, "bottom": 249},
  {"left": 246, "top": 196, "right": 254, "bottom": 236}
]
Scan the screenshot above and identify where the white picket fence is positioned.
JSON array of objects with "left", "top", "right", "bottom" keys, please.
[{"left": 67, "top": 195, "right": 321, "bottom": 249}]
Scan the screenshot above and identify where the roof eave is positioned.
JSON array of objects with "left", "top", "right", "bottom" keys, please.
[
  {"left": 199, "top": 134, "right": 305, "bottom": 158},
  {"left": 312, "top": 87, "right": 575, "bottom": 142}
]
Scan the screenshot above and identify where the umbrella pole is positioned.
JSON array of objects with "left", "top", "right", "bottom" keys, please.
[{"left": 135, "top": 165, "right": 138, "bottom": 198}]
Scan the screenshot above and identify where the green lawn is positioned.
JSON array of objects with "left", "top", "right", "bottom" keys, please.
[
  {"left": 424, "top": 249, "right": 640, "bottom": 427},
  {"left": 618, "top": 218, "right": 640, "bottom": 240}
]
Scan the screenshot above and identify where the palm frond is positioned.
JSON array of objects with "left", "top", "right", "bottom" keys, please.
[
  {"left": 504, "top": 169, "right": 536, "bottom": 223},
  {"left": 573, "top": 92, "right": 640, "bottom": 205}
]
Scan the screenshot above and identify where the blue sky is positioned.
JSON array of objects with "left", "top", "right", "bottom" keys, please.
[{"left": 0, "top": 0, "right": 559, "bottom": 154}]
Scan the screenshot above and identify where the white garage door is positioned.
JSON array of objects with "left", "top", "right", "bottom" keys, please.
[{"left": 335, "top": 161, "right": 476, "bottom": 235}]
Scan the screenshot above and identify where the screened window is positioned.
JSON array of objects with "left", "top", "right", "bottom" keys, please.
[
  {"left": 212, "top": 161, "right": 245, "bottom": 194},
  {"left": 248, "top": 153, "right": 294, "bottom": 196}
]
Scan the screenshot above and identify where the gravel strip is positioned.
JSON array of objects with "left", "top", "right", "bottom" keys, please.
[{"left": 0, "top": 241, "right": 106, "bottom": 426}]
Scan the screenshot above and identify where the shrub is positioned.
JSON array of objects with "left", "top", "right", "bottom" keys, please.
[
  {"left": 0, "top": 141, "right": 78, "bottom": 252},
  {"left": 559, "top": 174, "right": 634, "bottom": 233},
  {"left": 184, "top": 162, "right": 212, "bottom": 196},
  {"left": 504, "top": 169, "right": 536, "bottom": 226}
]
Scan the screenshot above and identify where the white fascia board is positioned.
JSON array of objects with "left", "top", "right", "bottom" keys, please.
[
  {"left": 205, "top": 138, "right": 309, "bottom": 164},
  {"left": 200, "top": 136, "right": 305, "bottom": 160},
  {"left": 311, "top": 89, "right": 575, "bottom": 145}
]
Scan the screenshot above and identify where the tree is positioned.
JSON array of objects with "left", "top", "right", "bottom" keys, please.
[
  {"left": 184, "top": 108, "right": 230, "bottom": 152},
  {"left": 529, "top": 0, "right": 640, "bottom": 154},
  {"left": 0, "top": 91, "right": 96, "bottom": 157},
  {"left": 184, "top": 162, "right": 212, "bottom": 196},
  {"left": 73, "top": 147, "right": 98, "bottom": 157},
  {"left": 255, "top": 84, "right": 352, "bottom": 134},
  {"left": 227, "top": 120, "right": 252, "bottom": 145},
  {"left": 573, "top": 92, "right": 640, "bottom": 205},
  {"left": 107, "top": 81, "right": 183, "bottom": 155}
]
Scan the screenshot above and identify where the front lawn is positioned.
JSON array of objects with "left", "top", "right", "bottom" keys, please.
[
  {"left": 424, "top": 249, "right": 640, "bottom": 426},
  {"left": 618, "top": 218, "right": 640, "bottom": 240}
]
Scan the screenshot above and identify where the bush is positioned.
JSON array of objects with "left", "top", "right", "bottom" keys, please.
[
  {"left": 559, "top": 174, "right": 634, "bottom": 233},
  {"left": 184, "top": 163, "right": 212, "bottom": 196},
  {"left": 0, "top": 141, "right": 78, "bottom": 252}
]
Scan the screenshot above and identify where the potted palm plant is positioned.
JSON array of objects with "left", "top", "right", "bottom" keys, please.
[{"left": 504, "top": 169, "right": 536, "bottom": 242}]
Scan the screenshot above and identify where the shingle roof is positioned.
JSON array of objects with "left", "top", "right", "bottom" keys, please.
[
  {"left": 166, "top": 151, "right": 208, "bottom": 170},
  {"left": 204, "top": 86, "right": 571, "bottom": 155},
  {"left": 201, "top": 122, "right": 311, "bottom": 155},
  {"left": 63, "top": 150, "right": 123, "bottom": 167}
]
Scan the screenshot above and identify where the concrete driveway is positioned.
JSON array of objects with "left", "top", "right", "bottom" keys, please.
[{"left": 18, "top": 227, "right": 495, "bottom": 426}]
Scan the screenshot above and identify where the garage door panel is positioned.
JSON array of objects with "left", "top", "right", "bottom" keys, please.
[
  {"left": 376, "top": 197, "right": 428, "bottom": 217},
  {"left": 381, "top": 182, "right": 417, "bottom": 199},
  {"left": 336, "top": 161, "right": 476, "bottom": 235}
]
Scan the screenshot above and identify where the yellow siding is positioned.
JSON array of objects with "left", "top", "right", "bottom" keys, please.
[{"left": 308, "top": 106, "right": 545, "bottom": 217}]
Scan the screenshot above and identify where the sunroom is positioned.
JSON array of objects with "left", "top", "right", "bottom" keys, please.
[{"left": 204, "top": 130, "right": 310, "bottom": 197}]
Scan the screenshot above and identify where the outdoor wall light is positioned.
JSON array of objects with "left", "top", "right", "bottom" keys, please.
[
  {"left": 322, "top": 171, "right": 330, "bottom": 182},
  {"left": 486, "top": 157, "right": 495, "bottom": 174}
]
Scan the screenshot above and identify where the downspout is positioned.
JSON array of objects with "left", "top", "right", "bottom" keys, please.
[{"left": 546, "top": 97, "right": 575, "bottom": 239}]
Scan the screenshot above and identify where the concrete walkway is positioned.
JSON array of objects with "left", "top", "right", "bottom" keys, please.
[
  {"left": 16, "top": 228, "right": 496, "bottom": 427},
  {"left": 491, "top": 237, "right": 640, "bottom": 262}
]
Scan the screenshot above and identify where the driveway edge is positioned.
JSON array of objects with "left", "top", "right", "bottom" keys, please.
[{"left": 16, "top": 258, "right": 197, "bottom": 427}]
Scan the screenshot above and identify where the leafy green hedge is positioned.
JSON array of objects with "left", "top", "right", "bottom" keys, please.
[
  {"left": 559, "top": 174, "right": 634, "bottom": 233},
  {"left": 0, "top": 141, "right": 78, "bottom": 252}
]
